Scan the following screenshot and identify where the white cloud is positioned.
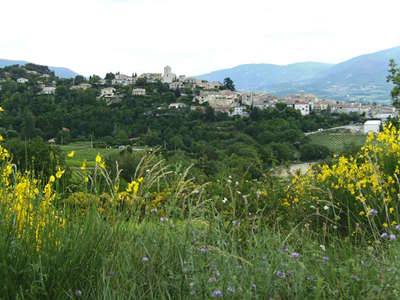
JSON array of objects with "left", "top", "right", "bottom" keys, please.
[{"left": 0, "top": 0, "right": 399, "bottom": 77}]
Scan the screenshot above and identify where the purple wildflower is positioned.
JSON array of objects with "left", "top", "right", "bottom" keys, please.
[
  {"left": 322, "top": 256, "right": 330, "bottom": 262},
  {"left": 142, "top": 256, "right": 149, "bottom": 262},
  {"left": 381, "top": 232, "right": 389, "bottom": 239},
  {"left": 212, "top": 290, "right": 223, "bottom": 298},
  {"left": 291, "top": 252, "right": 300, "bottom": 258},
  {"left": 160, "top": 217, "right": 169, "bottom": 222},
  {"left": 369, "top": 209, "right": 378, "bottom": 216},
  {"left": 396, "top": 224, "right": 400, "bottom": 231},
  {"left": 275, "top": 271, "right": 286, "bottom": 279},
  {"left": 390, "top": 234, "right": 396, "bottom": 240}
]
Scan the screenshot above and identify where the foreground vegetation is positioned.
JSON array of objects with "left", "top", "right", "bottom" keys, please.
[{"left": 2, "top": 119, "right": 400, "bottom": 299}]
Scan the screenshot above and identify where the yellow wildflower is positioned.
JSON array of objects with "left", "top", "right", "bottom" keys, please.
[
  {"left": 56, "top": 167, "right": 65, "bottom": 179},
  {"left": 67, "top": 150, "right": 75, "bottom": 158},
  {"left": 390, "top": 207, "right": 395, "bottom": 214},
  {"left": 81, "top": 160, "right": 87, "bottom": 171}
]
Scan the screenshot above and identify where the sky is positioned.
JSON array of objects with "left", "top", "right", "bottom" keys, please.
[{"left": 0, "top": 0, "right": 399, "bottom": 77}]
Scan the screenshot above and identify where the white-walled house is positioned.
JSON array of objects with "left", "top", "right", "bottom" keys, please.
[
  {"left": 230, "top": 106, "right": 247, "bottom": 117},
  {"left": 169, "top": 103, "right": 187, "bottom": 109},
  {"left": 99, "top": 87, "right": 116, "bottom": 98},
  {"left": 70, "top": 83, "right": 92, "bottom": 90},
  {"left": 290, "top": 101, "right": 310, "bottom": 116},
  {"left": 132, "top": 88, "right": 146, "bottom": 96},
  {"left": 112, "top": 73, "right": 135, "bottom": 86},
  {"left": 169, "top": 82, "right": 184, "bottom": 90},
  {"left": 40, "top": 86, "right": 56, "bottom": 95},
  {"left": 17, "top": 78, "right": 29, "bottom": 84},
  {"left": 364, "top": 120, "right": 382, "bottom": 134}
]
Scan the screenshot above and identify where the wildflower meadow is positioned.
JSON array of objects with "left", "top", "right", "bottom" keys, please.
[{"left": 3, "top": 107, "right": 400, "bottom": 298}]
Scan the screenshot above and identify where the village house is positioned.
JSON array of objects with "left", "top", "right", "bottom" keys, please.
[
  {"left": 169, "top": 81, "right": 185, "bottom": 90},
  {"left": 132, "top": 88, "right": 146, "bottom": 96},
  {"left": 311, "top": 100, "right": 331, "bottom": 112},
  {"left": 162, "top": 66, "right": 176, "bottom": 84},
  {"left": 230, "top": 106, "right": 247, "bottom": 117},
  {"left": 195, "top": 90, "right": 240, "bottom": 105},
  {"left": 112, "top": 73, "right": 136, "bottom": 86},
  {"left": 331, "top": 102, "right": 362, "bottom": 114},
  {"left": 294, "top": 101, "right": 311, "bottom": 116},
  {"left": 241, "top": 92, "right": 278, "bottom": 109},
  {"left": 364, "top": 120, "right": 382, "bottom": 134},
  {"left": 17, "top": 78, "right": 29, "bottom": 84},
  {"left": 40, "top": 86, "right": 56, "bottom": 95},
  {"left": 26, "top": 70, "right": 38, "bottom": 75},
  {"left": 169, "top": 103, "right": 187, "bottom": 109},
  {"left": 139, "top": 73, "right": 162, "bottom": 83},
  {"left": 99, "top": 87, "right": 116, "bottom": 99},
  {"left": 70, "top": 83, "right": 92, "bottom": 90}
]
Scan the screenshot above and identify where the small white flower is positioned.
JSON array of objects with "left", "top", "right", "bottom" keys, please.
[
  {"left": 222, "top": 197, "right": 228, "bottom": 204},
  {"left": 320, "top": 244, "right": 326, "bottom": 252},
  {"left": 323, "top": 205, "right": 329, "bottom": 211}
]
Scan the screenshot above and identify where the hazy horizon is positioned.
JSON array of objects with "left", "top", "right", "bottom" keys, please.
[{"left": 1, "top": 0, "right": 399, "bottom": 77}]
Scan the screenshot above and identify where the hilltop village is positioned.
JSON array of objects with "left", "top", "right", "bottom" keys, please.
[{"left": 1, "top": 64, "right": 396, "bottom": 121}]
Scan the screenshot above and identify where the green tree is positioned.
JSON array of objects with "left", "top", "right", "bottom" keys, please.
[
  {"left": 223, "top": 77, "right": 235, "bottom": 91},
  {"left": 89, "top": 75, "right": 101, "bottom": 84},
  {"left": 74, "top": 75, "right": 85, "bottom": 85},
  {"left": 387, "top": 59, "right": 400, "bottom": 108}
]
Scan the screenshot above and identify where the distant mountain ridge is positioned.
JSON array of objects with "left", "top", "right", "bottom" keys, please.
[
  {"left": 198, "top": 46, "right": 400, "bottom": 103},
  {"left": 0, "top": 59, "right": 79, "bottom": 78}
]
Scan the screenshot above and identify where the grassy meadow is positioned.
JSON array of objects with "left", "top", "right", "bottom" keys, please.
[
  {"left": 60, "top": 142, "right": 120, "bottom": 168},
  {"left": 309, "top": 132, "right": 366, "bottom": 153}
]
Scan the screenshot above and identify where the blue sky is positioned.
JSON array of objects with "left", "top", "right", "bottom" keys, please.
[{"left": 0, "top": 0, "right": 399, "bottom": 77}]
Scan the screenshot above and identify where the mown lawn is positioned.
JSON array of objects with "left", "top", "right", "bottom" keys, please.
[
  {"left": 309, "top": 132, "right": 366, "bottom": 153},
  {"left": 60, "top": 142, "right": 120, "bottom": 167}
]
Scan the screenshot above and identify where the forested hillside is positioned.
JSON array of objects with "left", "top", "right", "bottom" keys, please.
[{"left": 0, "top": 64, "right": 362, "bottom": 179}]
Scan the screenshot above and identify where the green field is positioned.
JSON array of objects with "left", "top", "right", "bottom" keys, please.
[
  {"left": 309, "top": 132, "right": 366, "bottom": 153},
  {"left": 60, "top": 142, "right": 120, "bottom": 168}
]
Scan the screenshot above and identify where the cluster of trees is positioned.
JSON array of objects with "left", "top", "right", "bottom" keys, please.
[{"left": 0, "top": 64, "right": 364, "bottom": 179}]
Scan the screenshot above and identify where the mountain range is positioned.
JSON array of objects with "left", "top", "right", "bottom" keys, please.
[
  {"left": 0, "top": 59, "right": 78, "bottom": 78},
  {"left": 198, "top": 46, "right": 400, "bottom": 103}
]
